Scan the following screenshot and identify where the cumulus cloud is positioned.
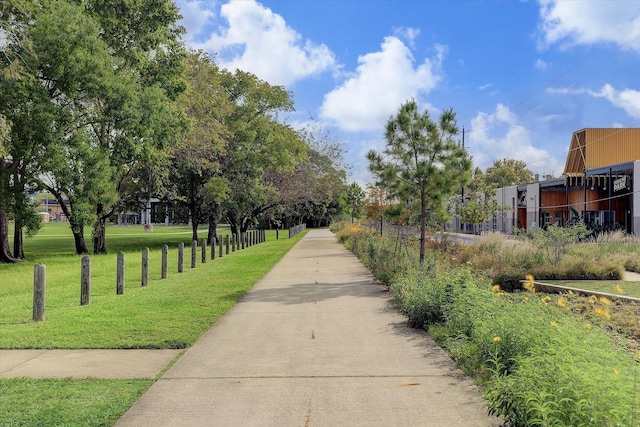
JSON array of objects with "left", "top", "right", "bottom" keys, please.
[
  {"left": 469, "top": 104, "right": 562, "bottom": 175},
  {"left": 548, "top": 84, "right": 640, "bottom": 119},
  {"left": 534, "top": 58, "right": 548, "bottom": 70},
  {"left": 320, "top": 38, "right": 445, "bottom": 132},
  {"left": 592, "top": 84, "right": 640, "bottom": 119},
  {"left": 179, "top": 0, "right": 337, "bottom": 86},
  {"left": 538, "top": 0, "right": 640, "bottom": 52}
]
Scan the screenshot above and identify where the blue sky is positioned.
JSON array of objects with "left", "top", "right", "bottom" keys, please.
[{"left": 175, "top": 0, "right": 640, "bottom": 186}]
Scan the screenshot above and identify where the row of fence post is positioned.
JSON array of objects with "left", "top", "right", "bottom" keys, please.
[
  {"left": 288, "top": 223, "right": 306, "bottom": 238},
  {"left": 32, "top": 230, "right": 267, "bottom": 321}
]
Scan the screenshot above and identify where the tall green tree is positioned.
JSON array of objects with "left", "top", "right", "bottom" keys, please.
[
  {"left": 367, "top": 99, "right": 471, "bottom": 264},
  {"left": 345, "top": 182, "right": 366, "bottom": 223},
  {"left": 485, "top": 158, "right": 533, "bottom": 188}
]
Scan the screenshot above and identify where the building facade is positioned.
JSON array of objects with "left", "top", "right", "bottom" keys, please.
[{"left": 492, "top": 128, "right": 640, "bottom": 235}]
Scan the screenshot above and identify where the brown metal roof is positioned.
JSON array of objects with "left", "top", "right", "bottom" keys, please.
[{"left": 563, "top": 128, "right": 640, "bottom": 176}]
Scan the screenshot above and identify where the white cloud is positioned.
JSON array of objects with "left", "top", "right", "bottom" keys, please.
[
  {"left": 591, "top": 84, "right": 640, "bottom": 119},
  {"left": 538, "top": 0, "right": 640, "bottom": 52},
  {"left": 469, "top": 104, "right": 562, "bottom": 175},
  {"left": 176, "top": 0, "right": 218, "bottom": 44},
  {"left": 181, "top": 0, "right": 337, "bottom": 86},
  {"left": 534, "top": 58, "right": 548, "bottom": 70},
  {"left": 320, "top": 38, "right": 445, "bottom": 132},
  {"left": 548, "top": 84, "right": 640, "bottom": 119}
]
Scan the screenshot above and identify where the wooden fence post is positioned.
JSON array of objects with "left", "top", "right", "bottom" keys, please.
[
  {"left": 211, "top": 237, "right": 216, "bottom": 260},
  {"left": 241, "top": 233, "right": 245, "bottom": 250},
  {"left": 178, "top": 242, "right": 184, "bottom": 273},
  {"left": 33, "top": 264, "right": 46, "bottom": 322},
  {"left": 80, "top": 256, "right": 91, "bottom": 306},
  {"left": 191, "top": 240, "right": 197, "bottom": 268},
  {"left": 141, "top": 247, "right": 149, "bottom": 287},
  {"left": 231, "top": 234, "right": 236, "bottom": 253},
  {"left": 161, "top": 245, "right": 168, "bottom": 279},
  {"left": 201, "top": 239, "right": 207, "bottom": 263},
  {"left": 117, "top": 252, "right": 125, "bottom": 294},
  {"left": 225, "top": 235, "right": 230, "bottom": 255},
  {"left": 276, "top": 228, "right": 279, "bottom": 240},
  {"left": 218, "top": 236, "right": 223, "bottom": 258}
]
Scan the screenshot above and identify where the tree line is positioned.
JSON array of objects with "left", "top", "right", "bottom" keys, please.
[{"left": 0, "top": 0, "right": 353, "bottom": 262}]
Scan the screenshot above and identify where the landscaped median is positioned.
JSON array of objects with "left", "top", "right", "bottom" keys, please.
[
  {"left": 0, "top": 223, "right": 307, "bottom": 426},
  {"left": 332, "top": 221, "right": 639, "bottom": 426}
]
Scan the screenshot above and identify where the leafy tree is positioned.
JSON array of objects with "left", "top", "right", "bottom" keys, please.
[
  {"left": 367, "top": 99, "right": 471, "bottom": 264},
  {"left": 458, "top": 167, "right": 501, "bottom": 233},
  {"left": 485, "top": 158, "right": 533, "bottom": 188},
  {"left": 345, "top": 182, "right": 366, "bottom": 223},
  {"left": 170, "top": 51, "right": 231, "bottom": 242},
  {"left": 217, "top": 70, "right": 306, "bottom": 235}
]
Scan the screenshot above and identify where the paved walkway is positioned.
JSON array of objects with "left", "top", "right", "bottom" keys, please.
[{"left": 114, "top": 229, "right": 497, "bottom": 426}]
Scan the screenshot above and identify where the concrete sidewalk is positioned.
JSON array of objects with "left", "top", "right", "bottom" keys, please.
[{"left": 114, "top": 229, "right": 498, "bottom": 426}]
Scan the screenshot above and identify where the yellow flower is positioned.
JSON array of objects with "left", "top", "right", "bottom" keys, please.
[
  {"left": 550, "top": 321, "right": 558, "bottom": 327},
  {"left": 525, "top": 274, "right": 535, "bottom": 282},
  {"left": 541, "top": 296, "right": 551, "bottom": 304},
  {"left": 556, "top": 297, "right": 567, "bottom": 307},
  {"left": 598, "top": 296, "right": 612, "bottom": 306},
  {"left": 523, "top": 274, "right": 536, "bottom": 293},
  {"left": 613, "top": 284, "right": 624, "bottom": 294},
  {"left": 497, "top": 292, "right": 505, "bottom": 297},
  {"left": 491, "top": 285, "right": 501, "bottom": 293},
  {"left": 613, "top": 368, "right": 620, "bottom": 375},
  {"left": 594, "top": 307, "right": 611, "bottom": 319},
  {"left": 523, "top": 296, "right": 529, "bottom": 302},
  {"left": 588, "top": 295, "right": 598, "bottom": 304},
  {"left": 585, "top": 323, "right": 592, "bottom": 330},
  {"left": 568, "top": 290, "right": 574, "bottom": 296},
  {"left": 493, "top": 336, "right": 501, "bottom": 343}
]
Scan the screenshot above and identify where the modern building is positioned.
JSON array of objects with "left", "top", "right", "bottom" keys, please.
[{"left": 492, "top": 128, "right": 640, "bottom": 235}]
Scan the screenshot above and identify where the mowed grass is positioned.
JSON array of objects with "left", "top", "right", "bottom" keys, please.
[
  {"left": 0, "top": 378, "right": 153, "bottom": 427},
  {"left": 1, "top": 222, "right": 306, "bottom": 425},
  {"left": 1, "top": 222, "right": 305, "bottom": 348},
  {"left": 545, "top": 280, "right": 640, "bottom": 299}
]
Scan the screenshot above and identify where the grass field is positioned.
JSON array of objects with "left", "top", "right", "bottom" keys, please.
[
  {"left": 544, "top": 280, "right": 640, "bottom": 299},
  {"left": 0, "top": 222, "right": 306, "bottom": 425}
]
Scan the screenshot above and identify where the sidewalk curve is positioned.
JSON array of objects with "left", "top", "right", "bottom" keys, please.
[{"left": 115, "top": 229, "right": 498, "bottom": 426}]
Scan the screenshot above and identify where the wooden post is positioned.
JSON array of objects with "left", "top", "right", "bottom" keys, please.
[
  {"left": 218, "top": 236, "right": 223, "bottom": 258},
  {"left": 276, "top": 228, "right": 279, "bottom": 240},
  {"left": 178, "top": 242, "right": 184, "bottom": 273},
  {"left": 241, "top": 233, "right": 245, "bottom": 250},
  {"left": 231, "top": 234, "right": 236, "bottom": 252},
  {"left": 201, "top": 239, "right": 207, "bottom": 263},
  {"left": 141, "top": 247, "right": 149, "bottom": 287},
  {"left": 80, "top": 256, "right": 91, "bottom": 306},
  {"left": 117, "top": 252, "right": 125, "bottom": 294},
  {"left": 33, "top": 264, "right": 46, "bottom": 322},
  {"left": 191, "top": 240, "right": 197, "bottom": 268},
  {"left": 225, "top": 235, "right": 230, "bottom": 255},
  {"left": 211, "top": 237, "right": 216, "bottom": 260},
  {"left": 161, "top": 245, "right": 168, "bottom": 279}
]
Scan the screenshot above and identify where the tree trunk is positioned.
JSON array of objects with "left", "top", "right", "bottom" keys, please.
[
  {"left": 13, "top": 218, "right": 24, "bottom": 260},
  {"left": 93, "top": 203, "right": 108, "bottom": 255},
  {"left": 419, "top": 189, "right": 427, "bottom": 265},
  {"left": 0, "top": 198, "right": 16, "bottom": 263},
  {"left": 46, "top": 186, "right": 89, "bottom": 254},
  {"left": 207, "top": 213, "right": 218, "bottom": 245}
]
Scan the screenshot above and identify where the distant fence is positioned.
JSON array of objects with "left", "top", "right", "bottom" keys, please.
[{"left": 31, "top": 229, "right": 267, "bottom": 322}]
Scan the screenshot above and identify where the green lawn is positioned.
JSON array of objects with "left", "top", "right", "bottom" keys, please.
[
  {"left": 0, "top": 222, "right": 306, "bottom": 425},
  {"left": 544, "top": 280, "right": 640, "bottom": 299}
]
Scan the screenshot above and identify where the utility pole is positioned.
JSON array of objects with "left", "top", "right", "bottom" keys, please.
[{"left": 460, "top": 127, "right": 465, "bottom": 232}]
